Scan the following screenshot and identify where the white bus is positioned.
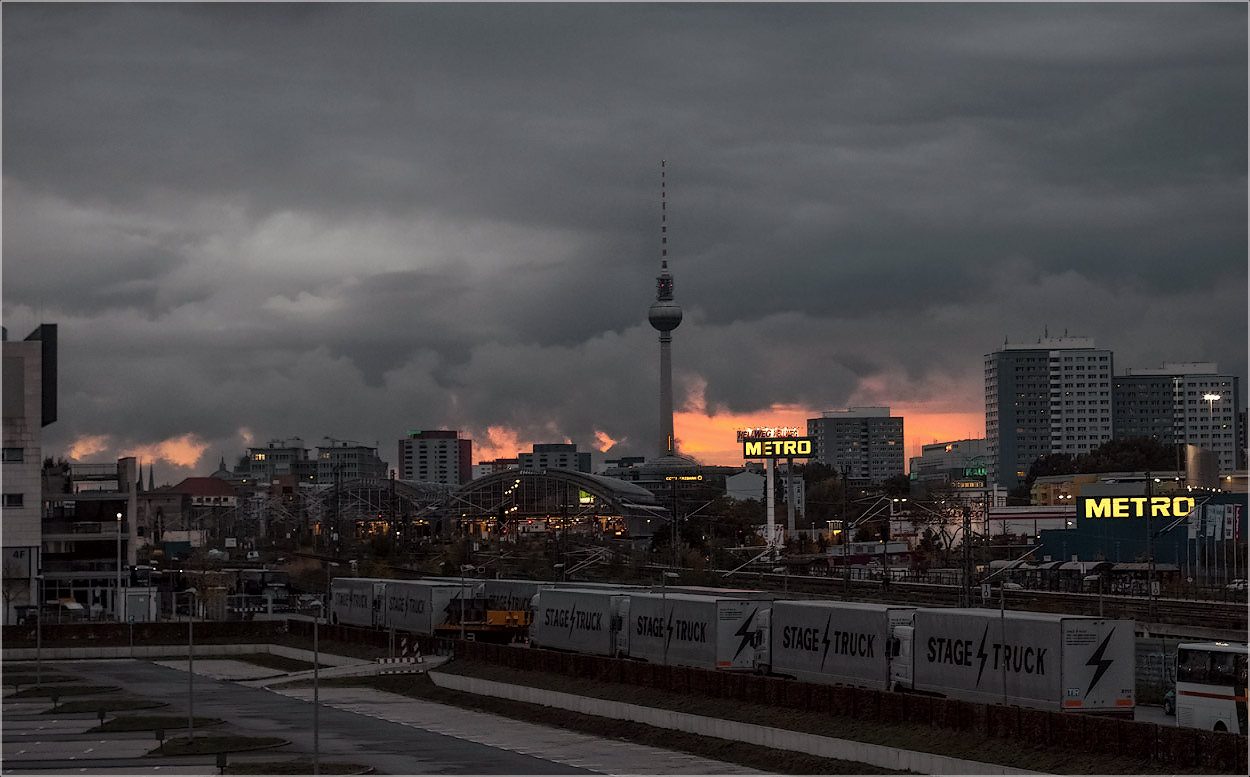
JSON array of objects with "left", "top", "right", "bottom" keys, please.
[{"left": 1174, "top": 641, "right": 1248, "bottom": 734}]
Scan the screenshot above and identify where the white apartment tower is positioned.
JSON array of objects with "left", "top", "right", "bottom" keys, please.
[
  {"left": 398, "top": 430, "right": 472, "bottom": 485},
  {"left": 1116, "top": 363, "right": 1239, "bottom": 474},
  {"left": 985, "top": 337, "right": 1113, "bottom": 490}
]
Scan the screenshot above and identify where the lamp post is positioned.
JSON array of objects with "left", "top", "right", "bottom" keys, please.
[
  {"left": 181, "top": 587, "right": 197, "bottom": 742},
  {"left": 1203, "top": 393, "right": 1222, "bottom": 467},
  {"left": 311, "top": 599, "right": 323, "bottom": 775},
  {"left": 35, "top": 570, "right": 43, "bottom": 688},
  {"left": 116, "top": 512, "right": 124, "bottom": 622}
]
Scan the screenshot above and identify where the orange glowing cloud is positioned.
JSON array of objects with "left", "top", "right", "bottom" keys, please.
[
  {"left": 474, "top": 425, "right": 524, "bottom": 462},
  {"left": 121, "top": 433, "right": 210, "bottom": 469},
  {"left": 593, "top": 430, "right": 619, "bottom": 452},
  {"left": 67, "top": 434, "right": 111, "bottom": 460}
]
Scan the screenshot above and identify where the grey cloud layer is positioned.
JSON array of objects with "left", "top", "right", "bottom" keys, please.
[{"left": 3, "top": 2, "right": 1245, "bottom": 477}]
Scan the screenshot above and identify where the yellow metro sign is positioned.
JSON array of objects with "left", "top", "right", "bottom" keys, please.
[
  {"left": 742, "top": 437, "right": 814, "bottom": 459},
  {"left": 1081, "top": 496, "right": 1196, "bottom": 519}
]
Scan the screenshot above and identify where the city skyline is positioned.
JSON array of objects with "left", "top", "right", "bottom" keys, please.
[{"left": 3, "top": 3, "right": 1246, "bottom": 485}]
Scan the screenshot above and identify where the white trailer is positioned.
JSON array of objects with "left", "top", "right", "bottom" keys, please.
[
  {"left": 623, "top": 593, "right": 767, "bottom": 671},
  {"left": 530, "top": 588, "right": 627, "bottom": 656},
  {"left": 329, "top": 577, "right": 387, "bottom": 628},
  {"left": 382, "top": 579, "right": 474, "bottom": 636},
  {"left": 768, "top": 600, "right": 915, "bottom": 689},
  {"left": 893, "top": 608, "right": 1136, "bottom": 713}
]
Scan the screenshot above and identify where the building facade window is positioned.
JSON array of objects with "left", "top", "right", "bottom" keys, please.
[{"left": 2, "top": 493, "right": 24, "bottom": 508}]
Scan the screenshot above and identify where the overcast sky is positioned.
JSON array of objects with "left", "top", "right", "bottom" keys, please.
[{"left": 3, "top": 2, "right": 1246, "bottom": 484}]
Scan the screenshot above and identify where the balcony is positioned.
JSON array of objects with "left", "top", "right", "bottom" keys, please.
[
  {"left": 69, "top": 463, "right": 123, "bottom": 481},
  {"left": 42, "top": 520, "right": 127, "bottom": 542}
]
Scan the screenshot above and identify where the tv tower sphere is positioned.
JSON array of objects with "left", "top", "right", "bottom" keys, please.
[{"left": 648, "top": 261, "right": 683, "bottom": 332}]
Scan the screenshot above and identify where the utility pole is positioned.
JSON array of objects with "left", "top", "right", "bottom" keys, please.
[
  {"left": 961, "top": 505, "right": 973, "bottom": 607},
  {"left": 1146, "top": 474, "right": 1156, "bottom": 623}
]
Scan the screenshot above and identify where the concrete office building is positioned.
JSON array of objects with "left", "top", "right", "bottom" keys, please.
[
  {"left": 985, "top": 337, "right": 1114, "bottom": 490},
  {"left": 1114, "top": 363, "right": 1239, "bottom": 475},
  {"left": 518, "top": 443, "right": 591, "bottom": 473},
  {"left": 240, "top": 438, "right": 318, "bottom": 484},
  {"left": 2, "top": 325, "right": 56, "bottom": 623},
  {"left": 315, "top": 438, "right": 388, "bottom": 483},
  {"left": 807, "top": 407, "right": 905, "bottom": 487},
  {"left": 398, "top": 430, "right": 472, "bottom": 485},
  {"left": 908, "top": 438, "right": 988, "bottom": 496}
]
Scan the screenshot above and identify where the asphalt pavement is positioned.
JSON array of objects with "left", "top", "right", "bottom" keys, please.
[{"left": 3, "top": 658, "right": 770, "bottom": 775}]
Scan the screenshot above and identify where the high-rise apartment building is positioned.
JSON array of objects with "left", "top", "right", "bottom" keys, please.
[
  {"left": 1115, "top": 363, "right": 1239, "bottom": 474},
  {"left": 985, "top": 337, "right": 1114, "bottom": 490},
  {"left": 2, "top": 324, "right": 56, "bottom": 623},
  {"left": 518, "top": 443, "right": 591, "bottom": 473},
  {"left": 807, "top": 407, "right": 905, "bottom": 487},
  {"left": 397, "top": 430, "right": 472, "bottom": 485}
]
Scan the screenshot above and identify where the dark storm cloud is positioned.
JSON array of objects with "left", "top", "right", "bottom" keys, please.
[{"left": 3, "top": 2, "right": 1245, "bottom": 479}]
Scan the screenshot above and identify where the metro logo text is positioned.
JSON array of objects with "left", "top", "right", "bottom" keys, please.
[
  {"left": 1082, "top": 496, "right": 1195, "bottom": 519},
  {"left": 742, "top": 438, "right": 814, "bottom": 459}
]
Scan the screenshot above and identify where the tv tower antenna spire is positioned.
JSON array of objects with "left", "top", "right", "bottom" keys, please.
[{"left": 648, "top": 160, "right": 683, "bottom": 457}]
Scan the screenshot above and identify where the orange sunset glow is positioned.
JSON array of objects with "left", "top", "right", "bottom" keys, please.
[{"left": 674, "top": 405, "right": 984, "bottom": 467}]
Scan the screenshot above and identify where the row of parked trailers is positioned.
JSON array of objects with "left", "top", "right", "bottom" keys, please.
[{"left": 329, "top": 576, "right": 1136, "bottom": 715}]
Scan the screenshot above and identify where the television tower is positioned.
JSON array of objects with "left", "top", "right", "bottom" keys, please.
[{"left": 648, "top": 160, "right": 683, "bottom": 457}]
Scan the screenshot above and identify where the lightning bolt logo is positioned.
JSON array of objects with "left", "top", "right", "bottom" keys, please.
[
  {"left": 820, "top": 614, "right": 833, "bottom": 670},
  {"left": 1085, "top": 628, "right": 1116, "bottom": 697},
  {"left": 567, "top": 603, "right": 577, "bottom": 638},
  {"left": 975, "top": 624, "right": 990, "bottom": 687},
  {"left": 732, "top": 608, "right": 758, "bottom": 660},
  {"left": 665, "top": 606, "right": 674, "bottom": 652}
]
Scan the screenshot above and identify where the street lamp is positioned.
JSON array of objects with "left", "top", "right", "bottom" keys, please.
[
  {"left": 116, "top": 512, "right": 124, "bottom": 622},
  {"left": 181, "top": 587, "right": 197, "bottom": 742},
  {"left": 1203, "top": 394, "right": 1222, "bottom": 458}
]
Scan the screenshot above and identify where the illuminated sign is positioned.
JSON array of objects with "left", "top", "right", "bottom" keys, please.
[
  {"left": 742, "top": 437, "right": 814, "bottom": 459},
  {"left": 737, "top": 427, "right": 802, "bottom": 442},
  {"left": 1081, "top": 496, "right": 1196, "bottom": 519},
  {"left": 664, "top": 475, "right": 703, "bottom": 481}
]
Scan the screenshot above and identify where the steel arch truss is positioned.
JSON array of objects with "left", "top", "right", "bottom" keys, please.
[
  {"left": 311, "top": 477, "right": 457, "bottom": 542},
  {"left": 452, "top": 469, "right": 664, "bottom": 538}
]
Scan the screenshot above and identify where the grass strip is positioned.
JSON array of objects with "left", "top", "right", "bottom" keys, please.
[
  {"left": 52, "top": 697, "right": 166, "bottom": 714},
  {"left": 152, "top": 735, "right": 287, "bottom": 756},
  {"left": 199, "top": 652, "right": 318, "bottom": 673},
  {"left": 10, "top": 684, "right": 116, "bottom": 698},
  {"left": 223, "top": 760, "right": 369, "bottom": 775},
  {"left": 92, "top": 714, "right": 221, "bottom": 732}
]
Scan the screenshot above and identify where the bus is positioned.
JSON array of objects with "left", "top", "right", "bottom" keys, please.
[{"left": 1174, "top": 641, "right": 1248, "bottom": 734}]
